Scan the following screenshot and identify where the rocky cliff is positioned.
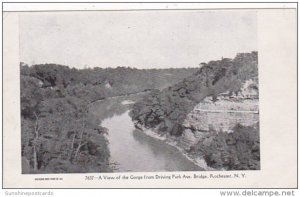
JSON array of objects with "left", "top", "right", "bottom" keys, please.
[
  {"left": 183, "top": 78, "right": 259, "bottom": 133},
  {"left": 130, "top": 52, "right": 258, "bottom": 136}
]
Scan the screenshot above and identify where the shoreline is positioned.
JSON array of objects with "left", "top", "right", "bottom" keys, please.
[{"left": 134, "top": 123, "right": 217, "bottom": 171}]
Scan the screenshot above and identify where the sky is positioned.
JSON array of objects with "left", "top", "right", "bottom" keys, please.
[{"left": 19, "top": 10, "right": 257, "bottom": 69}]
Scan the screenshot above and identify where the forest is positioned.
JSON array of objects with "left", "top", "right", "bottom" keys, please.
[{"left": 20, "top": 63, "right": 198, "bottom": 173}]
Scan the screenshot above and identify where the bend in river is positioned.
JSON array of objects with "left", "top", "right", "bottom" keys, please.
[{"left": 90, "top": 96, "right": 203, "bottom": 172}]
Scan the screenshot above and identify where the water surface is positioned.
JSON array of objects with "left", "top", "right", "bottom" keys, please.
[{"left": 91, "top": 96, "right": 203, "bottom": 172}]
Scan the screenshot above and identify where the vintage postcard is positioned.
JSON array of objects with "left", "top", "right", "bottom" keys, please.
[{"left": 2, "top": 3, "right": 297, "bottom": 188}]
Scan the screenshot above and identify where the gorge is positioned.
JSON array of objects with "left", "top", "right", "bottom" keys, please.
[{"left": 20, "top": 51, "right": 260, "bottom": 173}]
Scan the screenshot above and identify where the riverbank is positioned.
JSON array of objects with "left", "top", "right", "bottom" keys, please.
[
  {"left": 134, "top": 119, "right": 259, "bottom": 171},
  {"left": 133, "top": 122, "right": 215, "bottom": 171}
]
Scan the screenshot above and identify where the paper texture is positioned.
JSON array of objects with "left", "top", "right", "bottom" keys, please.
[{"left": 2, "top": 3, "right": 297, "bottom": 188}]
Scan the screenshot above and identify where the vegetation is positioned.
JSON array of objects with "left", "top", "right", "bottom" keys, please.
[
  {"left": 21, "top": 75, "right": 111, "bottom": 173},
  {"left": 130, "top": 52, "right": 258, "bottom": 136},
  {"left": 20, "top": 64, "right": 198, "bottom": 173},
  {"left": 21, "top": 64, "right": 198, "bottom": 102},
  {"left": 190, "top": 123, "right": 260, "bottom": 170}
]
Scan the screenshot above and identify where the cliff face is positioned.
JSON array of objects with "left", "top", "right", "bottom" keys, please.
[
  {"left": 177, "top": 79, "right": 260, "bottom": 170},
  {"left": 130, "top": 52, "right": 258, "bottom": 136},
  {"left": 183, "top": 78, "right": 259, "bottom": 133}
]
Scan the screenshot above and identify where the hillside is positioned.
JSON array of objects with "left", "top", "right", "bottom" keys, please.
[
  {"left": 129, "top": 52, "right": 260, "bottom": 170},
  {"left": 21, "top": 64, "right": 198, "bottom": 102}
]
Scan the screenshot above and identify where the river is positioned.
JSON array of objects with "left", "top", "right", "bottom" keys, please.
[{"left": 90, "top": 95, "right": 203, "bottom": 172}]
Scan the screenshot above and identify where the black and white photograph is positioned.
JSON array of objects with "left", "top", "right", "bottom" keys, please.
[
  {"left": 19, "top": 10, "right": 260, "bottom": 174},
  {"left": 2, "top": 1, "right": 298, "bottom": 190}
]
